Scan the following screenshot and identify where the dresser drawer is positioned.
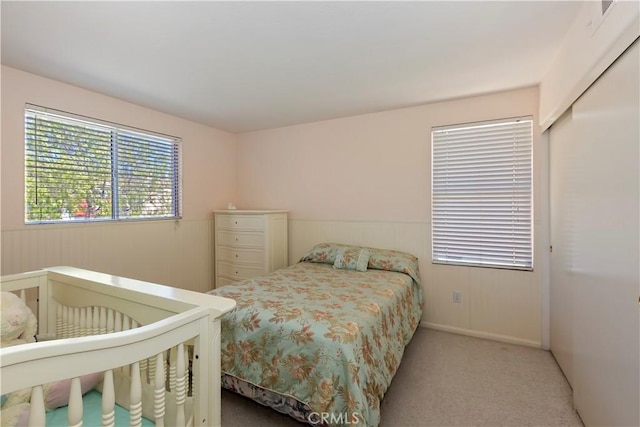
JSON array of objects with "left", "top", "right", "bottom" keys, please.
[
  {"left": 217, "top": 262, "right": 265, "bottom": 279},
  {"left": 217, "top": 230, "right": 264, "bottom": 247},
  {"left": 216, "top": 214, "right": 265, "bottom": 231},
  {"left": 216, "top": 246, "right": 265, "bottom": 264}
]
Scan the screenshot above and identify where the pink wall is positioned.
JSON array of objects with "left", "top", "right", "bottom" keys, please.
[
  {"left": 1, "top": 65, "right": 237, "bottom": 228},
  {"left": 237, "top": 87, "right": 540, "bottom": 221},
  {"left": 237, "top": 86, "right": 546, "bottom": 345},
  {"left": 0, "top": 66, "right": 237, "bottom": 288}
]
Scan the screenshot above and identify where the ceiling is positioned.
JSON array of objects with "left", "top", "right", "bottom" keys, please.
[{"left": 1, "top": 1, "right": 581, "bottom": 133}]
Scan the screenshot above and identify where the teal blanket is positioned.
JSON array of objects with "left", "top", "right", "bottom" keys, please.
[{"left": 210, "top": 260, "right": 423, "bottom": 426}]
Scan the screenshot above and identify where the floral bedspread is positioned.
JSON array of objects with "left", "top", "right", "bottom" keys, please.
[{"left": 208, "top": 261, "right": 423, "bottom": 426}]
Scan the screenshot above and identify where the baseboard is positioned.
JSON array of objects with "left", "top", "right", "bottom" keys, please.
[{"left": 420, "top": 321, "right": 542, "bottom": 349}]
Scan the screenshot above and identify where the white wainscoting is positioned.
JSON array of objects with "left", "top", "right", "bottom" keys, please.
[
  {"left": 289, "top": 219, "right": 542, "bottom": 348},
  {"left": 289, "top": 219, "right": 429, "bottom": 265},
  {"left": 2, "top": 217, "right": 542, "bottom": 346},
  {"left": 1, "top": 219, "right": 214, "bottom": 293}
]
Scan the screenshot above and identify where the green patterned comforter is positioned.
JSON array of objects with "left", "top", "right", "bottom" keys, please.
[{"left": 209, "top": 259, "right": 423, "bottom": 426}]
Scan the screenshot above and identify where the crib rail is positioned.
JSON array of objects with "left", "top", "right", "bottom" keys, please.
[
  {"left": 0, "top": 267, "right": 236, "bottom": 427},
  {"left": 1, "top": 308, "right": 205, "bottom": 426},
  {"left": 1, "top": 307, "right": 204, "bottom": 391}
]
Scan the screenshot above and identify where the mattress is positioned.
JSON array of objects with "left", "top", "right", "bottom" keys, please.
[{"left": 45, "top": 391, "right": 155, "bottom": 427}]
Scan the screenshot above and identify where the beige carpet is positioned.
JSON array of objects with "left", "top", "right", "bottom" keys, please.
[{"left": 220, "top": 328, "right": 583, "bottom": 426}]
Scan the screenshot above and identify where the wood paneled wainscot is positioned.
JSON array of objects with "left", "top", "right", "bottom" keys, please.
[{"left": 214, "top": 210, "right": 288, "bottom": 288}]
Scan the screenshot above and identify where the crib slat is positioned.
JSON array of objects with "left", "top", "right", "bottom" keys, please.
[
  {"left": 19, "top": 289, "right": 26, "bottom": 303},
  {"left": 85, "top": 308, "right": 92, "bottom": 336},
  {"left": 147, "top": 354, "right": 156, "bottom": 386},
  {"left": 92, "top": 307, "right": 100, "bottom": 335},
  {"left": 102, "top": 370, "right": 115, "bottom": 427},
  {"left": 191, "top": 348, "right": 197, "bottom": 416},
  {"left": 154, "top": 352, "right": 166, "bottom": 427},
  {"left": 140, "top": 357, "right": 149, "bottom": 383},
  {"left": 115, "top": 311, "right": 122, "bottom": 333},
  {"left": 62, "top": 306, "right": 70, "bottom": 338},
  {"left": 72, "top": 307, "right": 80, "bottom": 337},
  {"left": 130, "top": 361, "right": 143, "bottom": 427},
  {"left": 57, "top": 303, "right": 63, "bottom": 338},
  {"left": 99, "top": 307, "right": 107, "bottom": 334},
  {"left": 175, "top": 343, "right": 186, "bottom": 427},
  {"left": 169, "top": 347, "right": 177, "bottom": 392},
  {"left": 107, "top": 309, "right": 114, "bottom": 333},
  {"left": 79, "top": 308, "right": 87, "bottom": 336},
  {"left": 68, "top": 377, "right": 83, "bottom": 427},
  {"left": 186, "top": 345, "right": 192, "bottom": 398},
  {"left": 28, "top": 386, "right": 45, "bottom": 427}
]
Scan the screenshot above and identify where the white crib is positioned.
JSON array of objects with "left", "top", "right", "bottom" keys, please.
[{"left": 0, "top": 266, "right": 236, "bottom": 427}]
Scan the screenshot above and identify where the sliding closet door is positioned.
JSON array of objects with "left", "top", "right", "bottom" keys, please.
[
  {"left": 568, "top": 40, "right": 639, "bottom": 426},
  {"left": 549, "top": 109, "right": 575, "bottom": 386}
]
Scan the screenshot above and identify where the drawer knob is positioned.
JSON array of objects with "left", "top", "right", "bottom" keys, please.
[
  {"left": 235, "top": 254, "right": 238, "bottom": 258},
  {"left": 235, "top": 271, "right": 238, "bottom": 274},
  {"left": 235, "top": 238, "right": 238, "bottom": 241}
]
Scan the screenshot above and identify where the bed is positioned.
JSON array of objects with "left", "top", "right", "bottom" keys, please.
[
  {"left": 208, "top": 243, "right": 424, "bottom": 426},
  {"left": 0, "top": 266, "right": 235, "bottom": 427}
]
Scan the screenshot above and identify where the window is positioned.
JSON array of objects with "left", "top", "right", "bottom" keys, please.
[
  {"left": 25, "top": 105, "right": 181, "bottom": 223},
  {"left": 431, "top": 117, "right": 533, "bottom": 270}
]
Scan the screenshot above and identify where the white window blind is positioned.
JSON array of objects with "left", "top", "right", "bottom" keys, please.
[
  {"left": 25, "top": 105, "right": 181, "bottom": 223},
  {"left": 431, "top": 117, "right": 533, "bottom": 270}
]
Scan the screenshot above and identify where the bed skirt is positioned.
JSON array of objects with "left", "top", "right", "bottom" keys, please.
[{"left": 222, "top": 374, "right": 321, "bottom": 425}]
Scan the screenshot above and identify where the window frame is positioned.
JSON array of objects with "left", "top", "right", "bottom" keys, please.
[
  {"left": 431, "top": 116, "right": 534, "bottom": 271},
  {"left": 24, "top": 104, "right": 182, "bottom": 225}
]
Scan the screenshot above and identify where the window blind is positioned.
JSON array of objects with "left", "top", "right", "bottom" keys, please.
[
  {"left": 25, "top": 106, "right": 181, "bottom": 223},
  {"left": 431, "top": 117, "right": 533, "bottom": 270}
]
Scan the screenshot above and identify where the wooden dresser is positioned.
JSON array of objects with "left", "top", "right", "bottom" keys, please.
[{"left": 213, "top": 210, "right": 288, "bottom": 288}]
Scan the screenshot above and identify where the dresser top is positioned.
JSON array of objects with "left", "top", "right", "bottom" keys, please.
[{"left": 213, "top": 209, "right": 288, "bottom": 214}]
